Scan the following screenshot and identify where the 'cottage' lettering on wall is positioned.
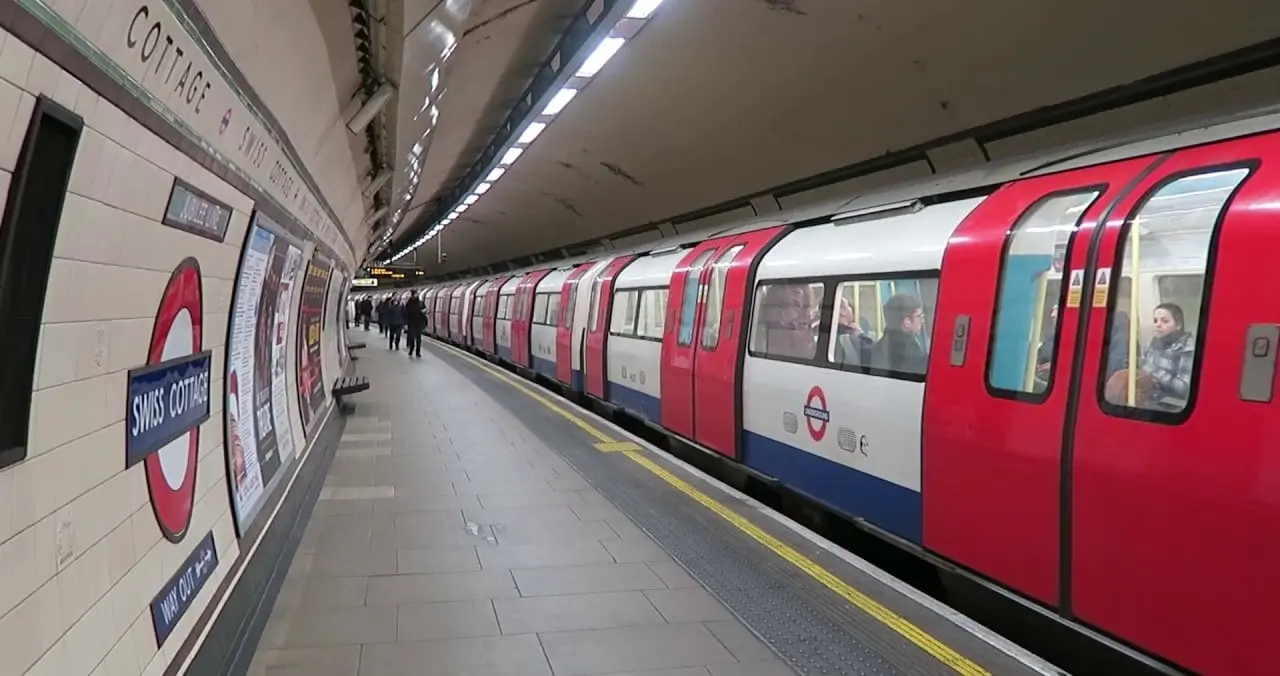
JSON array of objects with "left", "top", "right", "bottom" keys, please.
[{"left": 126, "top": 5, "right": 212, "bottom": 115}]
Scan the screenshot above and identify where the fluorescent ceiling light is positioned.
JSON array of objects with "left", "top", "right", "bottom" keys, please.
[
  {"left": 500, "top": 147, "right": 523, "bottom": 166},
  {"left": 475, "top": 182, "right": 492, "bottom": 195},
  {"left": 576, "top": 37, "right": 625, "bottom": 78},
  {"left": 517, "top": 122, "right": 546, "bottom": 144},
  {"left": 542, "top": 88, "right": 578, "bottom": 116},
  {"left": 464, "top": 194, "right": 479, "bottom": 205},
  {"left": 626, "top": 0, "right": 663, "bottom": 18},
  {"left": 486, "top": 167, "right": 506, "bottom": 182},
  {"left": 456, "top": 204, "right": 469, "bottom": 213}
]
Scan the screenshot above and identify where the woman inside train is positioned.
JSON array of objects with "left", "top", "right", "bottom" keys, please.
[{"left": 1105, "top": 302, "right": 1195, "bottom": 411}]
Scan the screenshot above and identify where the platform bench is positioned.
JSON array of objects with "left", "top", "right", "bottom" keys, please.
[{"left": 332, "top": 376, "right": 370, "bottom": 398}]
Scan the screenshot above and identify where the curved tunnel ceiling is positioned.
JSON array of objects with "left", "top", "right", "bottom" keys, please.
[
  {"left": 381, "top": 0, "right": 1280, "bottom": 274},
  {"left": 380, "top": 0, "right": 585, "bottom": 249}
]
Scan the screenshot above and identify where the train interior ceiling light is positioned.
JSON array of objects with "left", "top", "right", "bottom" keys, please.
[{"left": 383, "top": 0, "right": 666, "bottom": 264}]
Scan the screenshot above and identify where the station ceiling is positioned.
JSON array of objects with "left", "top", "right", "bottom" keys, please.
[{"left": 370, "top": 0, "right": 1279, "bottom": 275}]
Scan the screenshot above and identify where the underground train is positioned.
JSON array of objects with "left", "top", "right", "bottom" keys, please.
[{"left": 360, "top": 110, "right": 1280, "bottom": 676}]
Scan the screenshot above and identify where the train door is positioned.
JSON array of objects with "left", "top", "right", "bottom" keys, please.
[
  {"left": 556, "top": 264, "right": 593, "bottom": 387},
  {"left": 585, "top": 255, "right": 636, "bottom": 399},
  {"left": 483, "top": 275, "right": 509, "bottom": 354},
  {"left": 692, "top": 226, "right": 787, "bottom": 458},
  {"left": 1065, "top": 137, "right": 1276, "bottom": 676},
  {"left": 661, "top": 241, "right": 724, "bottom": 438},
  {"left": 924, "top": 156, "right": 1155, "bottom": 606},
  {"left": 513, "top": 270, "right": 550, "bottom": 368}
]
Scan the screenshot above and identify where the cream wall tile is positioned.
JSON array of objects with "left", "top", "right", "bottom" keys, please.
[
  {"left": 0, "top": 31, "right": 33, "bottom": 91},
  {"left": 27, "top": 370, "right": 124, "bottom": 458},
  {"left": 42, "top": 259, "right": 169, "bottom": 324},
  {"left": 0, "top": 88, "right": 32, "bottom": 171},
  {"left": 24, "top": 52, "right": 60, "bottom": 100}
]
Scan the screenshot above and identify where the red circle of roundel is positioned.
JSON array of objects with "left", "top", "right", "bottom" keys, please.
[
  {"left": 804, "top": 385, "right": 829, "bottom": 442},
  {"left": 144, "top": 258, "right": 204, "bottom": 544}
]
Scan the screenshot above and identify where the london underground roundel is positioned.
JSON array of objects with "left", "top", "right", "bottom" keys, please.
[
  {"left": 803, "top": 385, "right": 830, "bottom": 442},
  {"left": 146, "top": 258, "right": 204, "bottom": 543}
]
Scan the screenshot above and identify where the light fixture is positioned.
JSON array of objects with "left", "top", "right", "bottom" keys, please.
[
  {"left": 475, "top": 182, "right": 492, "bottom": 195},
  {"left": 486, "top": 167, "right": 506, "bottom": 182},
  {"left": 347, "top": 82, "right": 396, "bottom": 134},
  {"left": 576, "top": 37, "right": 625, "bottom": 78},
  {"left": 500, "top": 147, "right": 523, "bottom": 166},
  {"left": 542, "top": 88, "right": 578, "bottom": 116},
  {"left": 464, "top": 194, "right": 479, "bottom": 205},
  {"left": 517, "top": 122, "right": 546, "bottom": 144},
  {"left": 626, "top": 0, "right": 663, "bottom": 19}
]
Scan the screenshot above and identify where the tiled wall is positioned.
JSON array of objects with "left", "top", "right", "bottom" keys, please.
[{"left": 0, "top": 24, "right": 327, "bottom": 676}]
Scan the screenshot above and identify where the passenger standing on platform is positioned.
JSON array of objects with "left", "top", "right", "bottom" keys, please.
[
  {"left": 375, "top": 298, "right": 388, "bottom": 335},
  {"left": 358, "top": 297, "right": 373, "bottom": 330},
  {"left": 386, "top": 299, "right": 405, "bottom": 351},
  {"left": 404, "top": 295, "right": 426, "bottom": 358}
]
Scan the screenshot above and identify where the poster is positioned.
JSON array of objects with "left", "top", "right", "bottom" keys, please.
[
  {"left": 297, "top": 255, "right": 333, "bottom": 433},
  {"left": 224, "top": 213, "right": 303, "bottom": 534},
  {"left": 333, "top": 272, "right": 350, "bottom": 367}
]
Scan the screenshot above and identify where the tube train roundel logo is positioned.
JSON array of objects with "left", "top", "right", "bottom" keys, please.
[
  {"left": 126, "top": 258, "right": 212, "bottom": 544},
  {"left": 802, "top": 385, "right": 830, "bottom": 442}
]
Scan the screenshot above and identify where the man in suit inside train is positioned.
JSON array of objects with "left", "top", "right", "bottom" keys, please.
[{"left": 871, "top": 293, "right": 928, "bottom": 375}]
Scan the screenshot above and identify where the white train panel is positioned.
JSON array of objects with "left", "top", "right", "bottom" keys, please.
[
  {"left": 471, "top": 279, "right": 493, "bottom": 344},
  {"left": 606, "top": 335, "right": 662, "bottom": 421},
  {"left": 614, "top": 250, "right": 683, "bottom": 289},
  {"left": 755, "top": 197, "right": 984, "bottom": 281},
  {"left": 741, "top": 356, "right": 924, "bottom": 542}
]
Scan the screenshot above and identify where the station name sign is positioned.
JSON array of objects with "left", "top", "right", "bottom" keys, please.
[
  {"left": 126, "top": 351, "right": 213, "bottom": 467},
  {"left": 163, "top": 178, "right": 232, "bottom": 242},
  {"left": 150, "top": 531, "right": 218, "bottom": 646},
  {"left": 351, "top": 278, "right": 378, "bottom": 287}
]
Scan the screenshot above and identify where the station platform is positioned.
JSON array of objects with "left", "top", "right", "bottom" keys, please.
[{"left": 248, "top": 331, "right": 1057, "bottom": 676}]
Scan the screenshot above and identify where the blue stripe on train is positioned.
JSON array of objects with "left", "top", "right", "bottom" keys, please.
[
  {"left": 606, "top": 380, "right": 662, "bottom": 423},
  {"left": 742, "top": 431, "right": 921, "bottom": 543},
  {"left": 533, "top": 355, "right": 557, "bottom": 379}
]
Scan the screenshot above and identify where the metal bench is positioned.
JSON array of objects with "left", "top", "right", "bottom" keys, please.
[{"left": 332, "top": 376, "right": 370, "bottom": 398}]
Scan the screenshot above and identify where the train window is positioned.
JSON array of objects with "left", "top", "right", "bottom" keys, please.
[
  {"left": 498, "top": 295, "right": 510, "bottom": 320},
  {"left": 701, "top": 245, "right": 744, "bottom": 350},
  {"left": 636, "top": 289, "right": 668, "bottom": 339},
  {"left": 824, "top": 277, "right": 939, "bottom": 378},
  {"left": 748, "top": 281, "right": 825, "bottom": 361},
  {"left": 986, "top": 190, "right": 1101, "bottom": 399},
  {"left": 1101, "top": 166, "right": 1251, "bottom": 419},
  {"left": 533, "top": 293, "right": 549, "bottom": 324},
  {"left": 588, "top": 278, "right": 603, "bottom": 332},
  {"left": 677, "top": 250, "right": 717, "bottom": 347},
  {"left": 546, "top": 293, "right": 561, "bottom": 326},
  {"left": 563, "top": 282, "right": 578, "bottom": 328},
  {"left": 611, "top": 289, "right": 639, "bottom": 335}
]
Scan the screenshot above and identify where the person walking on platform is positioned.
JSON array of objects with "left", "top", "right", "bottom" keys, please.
[
  {"left": 375, "top": 298, "right": 388, "bottom": 335},
  {"left": 358, "top": 297, "right": 373, "bottom": 330},
  {"left": 404, "top": 295, "right": 426, "bottom": 358},
  {"left": 386, "top": 299, "right": 405, "bottom": 351}
]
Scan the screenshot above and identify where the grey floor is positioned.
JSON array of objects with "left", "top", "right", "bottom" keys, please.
[{"left": 248, "top": 330, "right": 795, "bottom": 676}]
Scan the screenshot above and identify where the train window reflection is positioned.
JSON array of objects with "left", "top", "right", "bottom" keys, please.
[
  {"left": 749, "top": 282, "right": 825, "bottom": 360},
  {"left": 678, "top": 250, "right": 717, "bottom": 347},
  {"left": 498, "top": 294, "right": 511, "bottom": 320},
  {"left": 610, "top": 289, "right": 639, "bottom": 336},
  {"left": 588, "top": 278, "right": 603, "bottom": 332},
  {"left": 986, "top": 190, "right": 1099, "bottom": 399},
  {"left": 701, "top": 245, "right": 744, "bottom": 349},
  {"left": 532, "top": 293, "right": 549, "bottom": 324},
  {"left": 637, "top": 289, "right": 668, "bottom": 339},
  {"left": 1101, "top": 166, "right": 1251, "bottom": 418},
  {"left": 546, "top": 292, "right": 561, "bottom": 326}
]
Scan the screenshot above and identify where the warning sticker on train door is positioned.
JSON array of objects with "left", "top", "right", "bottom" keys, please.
[
  {"left": 1092, "top": 268, "right": 1111, "bottom": 308},
  {"left": 1066, "top": 269, "right": 1085, "bottom": 308}
]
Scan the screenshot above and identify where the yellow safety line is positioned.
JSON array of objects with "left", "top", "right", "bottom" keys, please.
[{"left": 431, "top": 341, "right": 990, "bottom": 675}]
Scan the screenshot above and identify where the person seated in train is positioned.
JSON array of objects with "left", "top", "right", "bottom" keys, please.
[
  {"left": 870, "top": 293, "right": 929, "bottom": 374},
  {"left": 1105, "top": 303, "right": 1195, "bottom": 410},
  {"left": 757, "top": 284, "right": 817, "bottom": 359},
  {"left": 833, "top": 297, "right": 873, "bottom": 368}
]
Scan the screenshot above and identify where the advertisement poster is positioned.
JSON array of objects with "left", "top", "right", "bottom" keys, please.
[
  {"left": 225, "top": 213, "right": 302, "bottom": 534},
  {"left": 297, "top": 255, "right": 333, "bottom": 433},
  {"left": 270, "top": 244, "right": 303, "bottom": 467}
]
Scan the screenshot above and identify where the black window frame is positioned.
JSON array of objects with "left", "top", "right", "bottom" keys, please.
[
  {"left": 746, "top": 269, "right": 942, "bottom": 384},
  {"left": 984, "top": 186, "right": 1106, "bottom": 405},
  {"left": 1095, "top": 161, "right": 1256, "bottom": 426}
]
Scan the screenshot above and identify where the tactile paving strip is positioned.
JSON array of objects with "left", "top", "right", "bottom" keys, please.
[{"left": 453, "top": 362, "right": 965, "bottom": 676}]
